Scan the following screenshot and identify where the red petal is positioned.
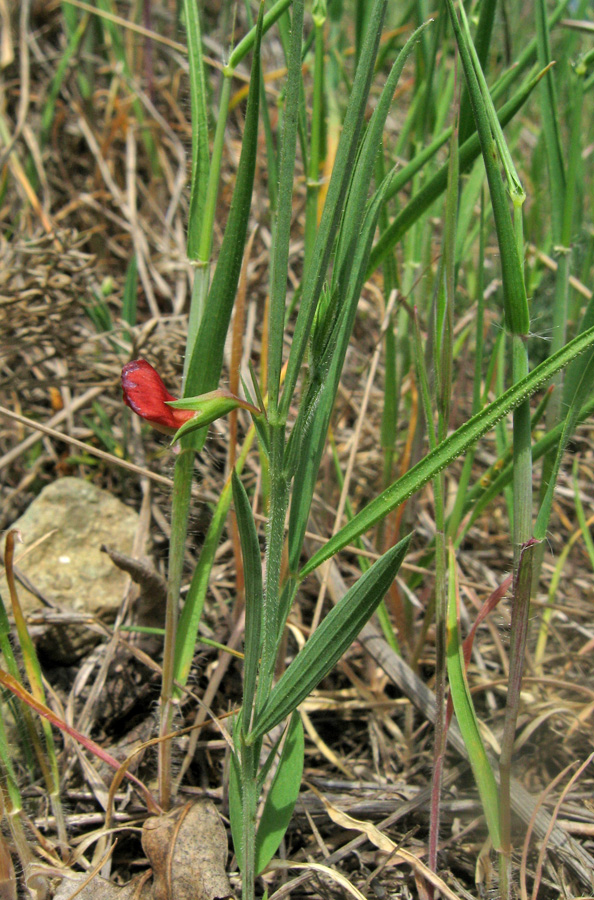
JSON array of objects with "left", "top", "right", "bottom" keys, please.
[{"left": 121, "top": 359, "right": 193, "bottom": 434}]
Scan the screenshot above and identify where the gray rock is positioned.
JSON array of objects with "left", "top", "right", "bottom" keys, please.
[{"left": 8, "top": 478, "right": 139, "bottom": 660}]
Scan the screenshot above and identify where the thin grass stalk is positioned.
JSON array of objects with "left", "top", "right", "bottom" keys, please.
[
  {"left": 254, "top": 0, "right": 303, "bottom": 706},
  {"left": 369, "top": 64, "right": 548, "bottom": 276},
  {"left": 490, "top": 0, "right": 570, "bottom": 103},
  {"left": 267, "top": 0, "right": 304, "bottom": 415},
  {"left": 184, "top": 0, "right": 292, "bottom": 370},
  {"left": 447, "top": 190, "right": 486, "bottom": 539},
  {"left": 446, "top": 543, "right": 502, "bottom": 849},
  {"left": 279, "top": 0, "right": 389, "bottom": 419},
  {"left": 458, "top": 0, "right": 497, "bottom": 144},
  {"left": 183, "top": 0, "right": 209, "bottom": 262},
  {"left": 417, "top": 8, "right": 443, "bottom": 140},
  {"left": 534, "top": 54, "right": 586, "bottom": 586},
  {"left": 376, "top": 158, "right": 399, "bottom": 500},
  {"left": 158, "top": 448, "right": 193, "bottom": 809},
  {"left": 162, "top": 3, "right": 270, "bottom": 805},
  {"left": 184, "top": 73, "right": 232, "bottom": 368},
  {"left": 430, "top": 6, "right": 535, "bottom": 891},
  {"left": 304, "top": 0, "right": 326, "bottom": 275},
  {"left": 502, "top": 173, "right": 534, "bottom": 900},
  {"left": 414, "top": 310, "right": 447, "bottom": 876},
  {"left": 301, "top": 321, "right": 594, "bottom": 577},
  {"left": 162, "top": 54, "right": 235, "bottom": 805},
  {"left": 239, "top": 741, "right": 258, "bottom": 900},
  {"left": 233, "top": 7, "right": 303, "bottom": 892},
  {"left": 242, "top": 0, "right": 278, "bottom": 211},
  {"left": 530, "top": 0, "right": 569, "bottom": 593},
  {"left": 172, "top": 424, "right": 256, "bottom": 692},
  {"left": 428, "top": 111, "right": 458, "bottom": 875}
]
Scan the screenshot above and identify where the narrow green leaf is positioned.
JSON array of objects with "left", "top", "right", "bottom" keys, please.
[
  {"left": 564, "top": 291, "right": 594, "bottom": 406},
  {"left": 446, "top": 0, "right": 528, "bottom": 336},
  {"left": 335, "top": 21, "right": 433, "bottom": 279},
  {"left": 255, "top": 712, "right": 304, "bottom": 873},
  {"left": 232, "top": 471, "right": 263, "bottom": 731},
  {"left": 183, "top": 0, "right": 210, "bottom": 259},
  {"left": 456, "top": 394, "right": 594, "bottom": 544},
  {"left": 300, "top": 323, "right": 594, "bottom": 577},
  {"left": 41, "top": 11, "right": 88, "bottom": 143},
  {"left": 229, "top": 746, "right": 244, "bottom": 871},
  {"left": 287, "top": 182, "right": 390, "bottom": 570},
  {"left": 173, "top": 434, "right": 256, "bottom": 691},
  {"left": 229, "top": 0, "right": 292, "bottom": 69},
  {"left": 250, "top": 535, "right": 412, "bottom": 741},
  {"left": 458, "top": 0, "right": 497, "bottom": 144},
  {"left": 268, "top": 0, "right": 305, "bottom": 412},
  {"left": 368, "top": 67, "right": 545, "bottom": 276},
  {"left": 446, "top": 545, "right": 501, "bottom": 849},
  {"left": 184, "top": 4, "right": 264, "bottom": 399},
  {"left": 279, "top": 0, "right": 388, "bottom": 419},
  {"left": 534, "top": 347, "right": 594, "bottom": 540},
  {"left": 535, "top": 0, "right": 566, "bottom": 242}
]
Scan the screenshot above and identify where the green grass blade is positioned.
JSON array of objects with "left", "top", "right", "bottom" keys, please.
[
  {"left": 232, "top": 471, "right": 263, "bottom": 734},
  {"left": 535, "top": 0, "right": 566, "bottom": 241},
  {"left": 229, "top": 0, "right": 292, "bottom": 69},
  {"left": 335, "top": 22, "right": 433, "bottom": 278},
  {"left": 445, "top": 0, "right": 528, "bottom": 336},
  {"left": 564, "top": 291, "right": 594, "bottom": 406},
  {"left": 446, "top": 544, "right": 501, "bottom": 849},
  {"left": 185, "top": 5, "right": 264, "bottom": 399},
  {"left": 229, "top": 741, "right": 245, "bottom": 871},
  {"left": 268, "top": 0, "right": 304, "bottom": 413},
  {"left": 250, "top": 535, "right": 412, "bottom": 741},
  {"left": 279, "top": 0, "right": 388, "bottom": 420},
  {"left": 300, "top": 322, "right": 594, "bottom": 577},
  {"left": 173, "top": 433, "right": 255, "bottom": 691},
  {"left": 287, "top": 183, "right": 389, "bottom": 570},
  {"left": 456, "top": 394, "right": 594, "bottom": 545},
  {"left": 369, "top": 66, "right": 545, "bottom": 276},
  {"left": 534, "top": 346, "right": 594, "bottom": 541},
  {"left": 183, "top": 0, "right": 210, "bottom": 260},
  {"left": 41, "top": 11, "right": 88, "bottom": 143},
  {"left": 255, "top": 712, "right": 304, "bottom": 873},
  {"left": 458, "top": 0, "right": 497, "bottom": 144}
]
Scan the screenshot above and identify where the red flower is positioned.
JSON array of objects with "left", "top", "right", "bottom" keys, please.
[{"left": 121, "top": 359, "right": 194, "bottom": 435}]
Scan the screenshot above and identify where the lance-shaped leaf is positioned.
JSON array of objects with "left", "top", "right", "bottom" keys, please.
[
  {"left": 445, "top": 0, "right": 528, "bottom": 336},
  {"left": 446, "top": 545, "right": 501, "bottom": 850},
  {"left": 248, "top": 535, "right": 412, "bottom": 741},
  {"left": 255, "top": 712, "right": 304, "bottom": 873},
  {"left": 368, "top": 66, "right": 546, "bottom": 277},
  {"left": 231, "top": 471, "right": 263, "bottom": 731},
  {"left": 184, "top": 4, "right": 264, "bottom": 400},
  {"left": 300, "top": 322, "right": 594, "bottom": 577},
  {"left": 183, "top": 0, "right": 209, "bottom": 260}
]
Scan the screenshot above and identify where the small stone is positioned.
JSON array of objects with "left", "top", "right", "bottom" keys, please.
[{"left": 7, "top": 478, "right": 139, "bottom": 661}]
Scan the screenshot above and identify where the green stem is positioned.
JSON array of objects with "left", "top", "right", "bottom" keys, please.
[
  {"left": 159, "top": 448, "right": 194, "bottom": 809},
  {"left": 255, "top": 424, "right": 288, "bottom": 711},
  {"left": 240, "top": 739, "right": 258, "bottom": 900},
  {"left": 304, "top": 14, "right": 325, "bottom": 274}
]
